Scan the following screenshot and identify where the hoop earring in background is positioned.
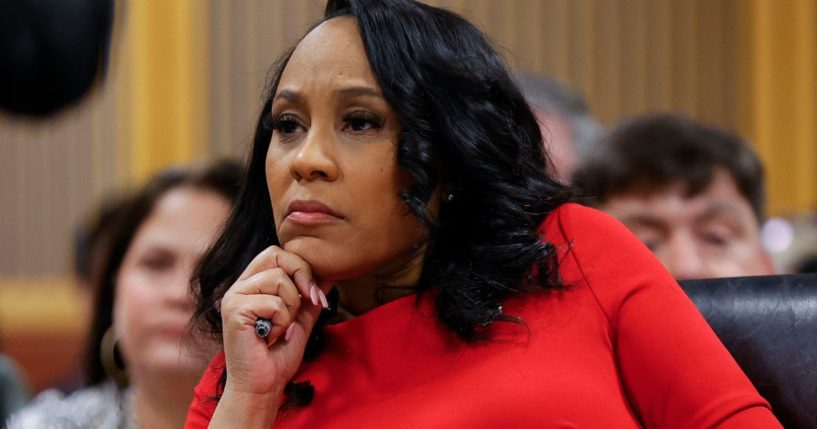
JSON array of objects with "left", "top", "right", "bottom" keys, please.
[{"left": 100, "top": 326, "right": 129, "bottom": 386}]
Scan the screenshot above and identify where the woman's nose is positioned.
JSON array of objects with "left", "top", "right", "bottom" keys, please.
[
  {"left": 290, "top": 127, "right": 339, "bottom": 182},
  {"left": 165, "top": 268, "right": 195, "bottom": 309}
]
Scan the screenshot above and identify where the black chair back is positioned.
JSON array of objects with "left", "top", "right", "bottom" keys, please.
[{"left": 680, "top": 274, "right": 817, "bottom": 429}]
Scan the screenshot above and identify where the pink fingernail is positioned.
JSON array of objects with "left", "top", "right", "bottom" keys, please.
[
  {"left": 318, "top": 289, "right": 329, "bottom": 309},
  {"left": 285, "top": 323, "right": 296, "bottom": 342},
  {"left": 309, "top": 285, "right": 319, "bottom": 306}
]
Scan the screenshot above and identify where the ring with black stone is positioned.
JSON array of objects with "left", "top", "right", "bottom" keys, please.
[{"left": 255, "top": 319, "right": 272, "bottom": 338}]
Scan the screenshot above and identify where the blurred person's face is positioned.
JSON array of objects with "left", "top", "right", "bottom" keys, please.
[
  {"left": 599, "top": 169, "right": 773, "bottom": 280},
  {"left": 536, "top": 111, "right": 576, "bottom": 183},
  {"left": 113, "top": 187, "right": 230, "bottom": 381}
]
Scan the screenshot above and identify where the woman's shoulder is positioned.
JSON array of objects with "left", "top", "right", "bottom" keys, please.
[
  {"left": 6, "top": 381, "right": 133, "bottom": 429},
  {"left": 540, "top": 203, "right": 632, "bottom": 243},
  {"left": 539, "top": 202, "right": 660, "bottom": 269},
  {"left": 538, "top": 203, "right": 679, "bottom": 317}
]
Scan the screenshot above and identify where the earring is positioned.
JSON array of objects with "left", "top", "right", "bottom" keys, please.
[
  {"left": 445, "top": 192, "right": 454, "bottom": 202},
  {"left": 100, "top": 326, "right": 129, "bottom": 386}
]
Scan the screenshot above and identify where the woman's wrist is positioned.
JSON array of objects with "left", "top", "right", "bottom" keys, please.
[{"left": 209, "top": 387, "right": 282, "bottom": 428}]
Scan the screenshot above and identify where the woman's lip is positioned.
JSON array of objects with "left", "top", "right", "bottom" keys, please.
[
  {"left": 286, "top": 210, "right": 343, "bottom": 225},
  {"left": 286, "top": 199, "right": 344, "bottom": 219}
]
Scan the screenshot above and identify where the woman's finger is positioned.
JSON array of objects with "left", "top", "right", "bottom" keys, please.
[
  {"left": 232, "top": 268, "right": 302, "bottom": 312},
  {"left": 220, "top": 293, "right": 296, "bottom": 338},
  {"left": 278, "top": 298, "right": 324, "bottom": 350},
  {"left": 237, "top": 246, "right": 315, "bottom": 299},
  {"left": 281, "top": 281, "right": 336, "bottom": 348}
]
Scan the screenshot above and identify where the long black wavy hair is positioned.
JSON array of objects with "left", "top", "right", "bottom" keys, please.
[{"left": 192, "top": 0, "right": 572, "bottom": 404}]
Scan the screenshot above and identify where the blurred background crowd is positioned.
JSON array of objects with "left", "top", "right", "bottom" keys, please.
[{"left": 1, "top": 0, "right": 816, "bottom": 424}]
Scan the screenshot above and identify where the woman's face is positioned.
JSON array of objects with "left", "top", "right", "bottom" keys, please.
[
  {"left": 266, "top": 17, "right": 427, "bottom": 282},
  {"left": 114, "top": 187, "right": 231, "bottom": 380}
]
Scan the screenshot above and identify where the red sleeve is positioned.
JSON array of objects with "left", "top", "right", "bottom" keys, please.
[
  {"left": 550, "top": 204, "right": 781, "bottom": 429},
  {"left": 185, "top": 351, "right": 226, "bottom": 429}
]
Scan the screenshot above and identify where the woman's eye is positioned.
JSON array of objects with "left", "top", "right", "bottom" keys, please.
[
  {"left": 344, "top": 118, "right": 375, "bottom": 131},
  {"left": 341, "top": 112, "right": 384, "bottom": 132},
  {"left": 271, "top": 114, "right": 303, "bottom": 134},
  {"left": 140, "top": 256, "right": 172, "bottom": 272}
]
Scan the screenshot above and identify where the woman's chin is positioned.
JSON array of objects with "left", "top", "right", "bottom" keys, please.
[
  {"left": 146, "top": 354, "right": 207, "bottom": 380},
  {"left": 127, "top": 343, "right": 208, "bottom": 381},
  {"left": 281, "top": 238, "right": 362, "bottom": 282}
]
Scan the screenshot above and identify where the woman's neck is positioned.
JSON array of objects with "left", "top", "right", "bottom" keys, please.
[
  {"left": 334, "top": 277, "right": 414, "bottom": 317},
  {"left": 130, "top": 369, "right": 199, "bottom": 429},
  {"left": 334, "top": 246, "right": 426, "bottom": 317}
]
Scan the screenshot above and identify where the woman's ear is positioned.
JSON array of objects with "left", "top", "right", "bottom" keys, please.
[
  {"left": 437, "top": 183, "right": 455, "bottom": 204},
  {"left": 428, "top": 184, "right": 455, "bottom": 223}
]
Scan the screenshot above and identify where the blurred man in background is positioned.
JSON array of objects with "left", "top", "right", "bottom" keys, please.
[
  {"left": 573, "top": 113, "right": 774, "bottom": 280},
  {"left": 516, "top": 73, "right": 603, "bottom": 183}
]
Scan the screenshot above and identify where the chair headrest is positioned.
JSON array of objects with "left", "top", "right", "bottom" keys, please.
[{"left": 680, "top": 274, "right": 817, "bottom": 429}]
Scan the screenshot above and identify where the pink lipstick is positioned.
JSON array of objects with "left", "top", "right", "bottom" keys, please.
[{"left": 285, "top": 200, "right": 343, "bottom": 225}]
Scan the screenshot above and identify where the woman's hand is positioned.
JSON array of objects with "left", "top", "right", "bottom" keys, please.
[{"left": 216, "top": 245, "right": 330, "bottom": 406}]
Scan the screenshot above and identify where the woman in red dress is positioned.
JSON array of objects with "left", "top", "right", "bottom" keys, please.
[{"left": 186, "top": 1, "right": 781, "bottom": 427}]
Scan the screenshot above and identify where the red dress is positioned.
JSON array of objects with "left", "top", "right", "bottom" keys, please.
[{"left": 186, "top": 204, "right": 781, "bottom": 428}]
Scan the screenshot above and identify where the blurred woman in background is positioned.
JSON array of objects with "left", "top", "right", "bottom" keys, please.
[{"left": 8, "top": 159, "right": 242, "bottom": 428}]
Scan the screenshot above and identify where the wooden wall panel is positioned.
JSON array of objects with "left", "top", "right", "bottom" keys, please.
[
  {"left": 124, "top": 0, "right": 210, "bottom": 183},
  {"left": 643, "top": 0, "right": 672, "bottom": 112},
  {"left": 0, "top": 94, "right": 118, "bottom": 276},
  {"left": 1, "top": 0, "right": 815, "bottom": 311},
  {"left": 740, "top": 0, "right": 817, "bottom": 215},
  {"left": 207, "top": 0, "right": 325, "bottom": 157}
]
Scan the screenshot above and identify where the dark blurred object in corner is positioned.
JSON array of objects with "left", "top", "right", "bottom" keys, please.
[{"left": 0, "top": 0, "right": 114, "bottom": 117}]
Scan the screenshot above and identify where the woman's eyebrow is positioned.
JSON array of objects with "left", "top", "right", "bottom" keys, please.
[
  {"left": 335, "top": 86, "right": 382, "bottom": 98},
  {"left": 273, "top": 89, "right": 303, "bottom": 103},
  {"left": 273, "top": 87, "right": 382, "bottom": 104}
]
